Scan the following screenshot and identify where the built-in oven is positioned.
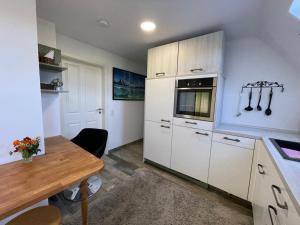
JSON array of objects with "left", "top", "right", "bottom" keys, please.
[{"left": 174, "top": 77, "right": 217, "bottom": 122}]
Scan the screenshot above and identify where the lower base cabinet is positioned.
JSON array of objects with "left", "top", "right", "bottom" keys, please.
[
  {"left": 144, "top": 120, "right": 172, "bottom": 168},
  {"left": 171, "top": 125, "right": 212, "bottom": 182},
  {"left": 208, "top": 141, "right": 254, "bottom": 200},
  {"left": 252, "top": 141, "right": 300, "bottom": 225}
]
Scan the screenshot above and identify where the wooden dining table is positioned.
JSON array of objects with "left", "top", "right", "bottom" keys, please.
[{"left": 0, "top": 136, "right": 104, "bottom": 225}]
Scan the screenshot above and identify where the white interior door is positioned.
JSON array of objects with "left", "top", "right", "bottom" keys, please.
[{"left": 61, "top": 59, "right": 103, "bottom": 139}]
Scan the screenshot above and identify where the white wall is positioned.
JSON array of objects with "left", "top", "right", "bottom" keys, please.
[
  {"left": 0, "top": 0, "right": 45, "bottom": 164},
  {"left": 56, "top": 34, "right": 146, "bottom": 150},
  {"left": 221, "top": 37, "right": 300, "bottom": 132},
  {"left": 37, "top": 18, "right": 62, "bottom": 138},
  {"left": 0, "top": 1, "right": 47, "bottom": 223}
]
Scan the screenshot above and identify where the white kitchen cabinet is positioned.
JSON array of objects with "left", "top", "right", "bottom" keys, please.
[
  {"left": 171, "top": 125, "right": 212, "bottom": 182},
  {"left": 147, "top": 42, "right": 178, "bottom": 79},
  {"left": 144, "top": 121, "right": 173, "bottom": 168},
  {"left": 208, "top": 134, "right": 254, "bottom": 200},
  {"left": 177, "top": 31, "right": 224, "bottom": 76},
  {"left": 252, "top": 141, "right": 300, "bottom": 225},
  {"left": 144, "top": 77, "right": 175, "bottom": 123}
]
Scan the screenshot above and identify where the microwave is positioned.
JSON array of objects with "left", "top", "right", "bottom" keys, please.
[{"left": 174, "top": 77, "right": 217, "bottom": 122}]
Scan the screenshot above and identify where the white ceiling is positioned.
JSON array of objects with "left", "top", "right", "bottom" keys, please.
[{"left": 36, "top": 0, "right": 300, "bottom": 68}]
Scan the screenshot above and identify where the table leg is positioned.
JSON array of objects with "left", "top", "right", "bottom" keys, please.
[{"left": 80, "top": 179, "right": 88, "bottom": 225}]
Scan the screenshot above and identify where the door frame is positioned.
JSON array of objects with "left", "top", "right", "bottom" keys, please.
[{"left": 60, "top": 55, "right": 108, "bottom": 141}]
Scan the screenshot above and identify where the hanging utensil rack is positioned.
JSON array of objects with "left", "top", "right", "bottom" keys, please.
[{"left": 241, "top": 81, "right": 284, "bottom": 93}]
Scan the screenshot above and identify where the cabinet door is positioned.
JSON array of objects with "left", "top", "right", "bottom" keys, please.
[
  {"left": 178, "top": 31, "right": 224, "bottom": 76},
  {"left": 171, "top": 126, "right": 212, "bottom": 182},
  {"left": 145, "top": 77, "right": 175, "bottom": 123},
  {"left": 208, "top": 141, "right": 253, "bottom": 199},
  {"left": 147, "top": 42, "right": 178, "bottom": 79},
  {"left": 144, "top": 121, "right": 172, "bottom": 168}
]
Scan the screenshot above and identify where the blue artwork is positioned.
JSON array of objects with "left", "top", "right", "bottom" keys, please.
[{"left": 113, "top": 68, "right": 145, "bottom": 100}]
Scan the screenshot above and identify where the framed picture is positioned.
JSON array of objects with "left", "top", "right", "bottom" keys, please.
[{"left": 113, "top": 67, "right": 145, "bottom": 101}]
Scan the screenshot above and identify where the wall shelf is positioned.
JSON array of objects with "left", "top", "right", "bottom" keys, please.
[
  {"left": 39, "top": 62, "right": 67, "bottom": 72},
  {"left": 41, "top": 89, "right": 68, "bottom": 94}
]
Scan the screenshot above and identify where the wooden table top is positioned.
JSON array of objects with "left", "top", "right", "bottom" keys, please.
[{"left": 0, "top": 136, "right": 104, "bottom": 220}]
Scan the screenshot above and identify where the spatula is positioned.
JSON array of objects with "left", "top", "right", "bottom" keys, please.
[{"left": 244, "top": 88, "right": 253, "bottom": 111}]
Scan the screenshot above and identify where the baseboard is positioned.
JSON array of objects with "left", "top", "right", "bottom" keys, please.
[{"left": 108, "top": 138, "right": 143, "bottom": 153}]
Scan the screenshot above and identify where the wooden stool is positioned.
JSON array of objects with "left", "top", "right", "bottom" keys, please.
[{"left": 6, "top": 206, "right": 61, "bottom": 225}]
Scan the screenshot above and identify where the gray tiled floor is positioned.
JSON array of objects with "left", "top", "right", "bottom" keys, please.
[{"left": 50, "top": 140, "right": 253, "bottom": 222}]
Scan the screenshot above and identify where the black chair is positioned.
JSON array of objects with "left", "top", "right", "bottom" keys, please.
[
  {"left": 71, "top": 128, "right": 108, "bottom": 158},
  {"left": 63, "top": 128, "right": 108, "bottom": 201}
]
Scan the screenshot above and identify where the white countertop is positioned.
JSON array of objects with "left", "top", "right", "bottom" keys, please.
[{"left": 215, "top": 123, "right": 300, "bottom": 215}]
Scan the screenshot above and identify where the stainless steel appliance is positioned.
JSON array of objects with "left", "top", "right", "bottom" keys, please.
[{"left": 174, "top": 77, "right": 217, "bottom": 121}]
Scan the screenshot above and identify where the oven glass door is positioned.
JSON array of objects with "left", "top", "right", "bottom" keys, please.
[{"left": 176, "top": 88, "right": 214, "bottom": 120}]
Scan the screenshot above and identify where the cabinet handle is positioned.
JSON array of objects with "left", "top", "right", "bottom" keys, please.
[
  {"left": 156, "top": 72, "right": 165, "bottom": 77},
  {"left": 161, "top": 119, "right": 171, "bottom": 123},
  {"left": 257, "top": 164, "right": 265, "bottom": 174},
  {"left": 161, "top": 125, "right": 170, "bottom": 129},
  {"left": 271, "top": 185, "right": 288, "bottom": 210},
  {"left": 268, "top": 205, "right": 277, "bottom": 225},
  {"left": 195, "top": 132, "right": 209, "bottom": 136},
  {"left": 185, "top": 121, "right": 197, "bottom": 125},
  {"left": 223, "top": 137, "right": 241, "bottom": 142},
  {"left": 190, "top": 68, "right": 204, "bottom": 73}
]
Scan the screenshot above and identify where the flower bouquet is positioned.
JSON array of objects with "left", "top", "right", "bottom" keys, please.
[{"left": 10, "top": 137, "right": 41, "bottom": 162}]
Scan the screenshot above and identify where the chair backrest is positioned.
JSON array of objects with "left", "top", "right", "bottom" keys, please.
[{"left": 71, "top": 128, "right": 108, "bottom": 158}]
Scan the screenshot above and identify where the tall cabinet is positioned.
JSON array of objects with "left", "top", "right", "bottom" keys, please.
[{"left": 144, "top": 31, "right": 224, "bottom": 177}]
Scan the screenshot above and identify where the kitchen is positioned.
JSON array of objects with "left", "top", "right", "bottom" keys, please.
[{"left": 1, "top": 0, "right": 300, "bottom": 225}]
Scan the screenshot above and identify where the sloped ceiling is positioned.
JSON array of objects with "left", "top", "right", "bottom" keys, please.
[{"left": 36, "top": 0, "right": 300, "bottom": 69}]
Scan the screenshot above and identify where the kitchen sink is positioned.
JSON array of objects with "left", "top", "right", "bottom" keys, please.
[{"left": 270, "top": 138, "right": 300, "bottom": 162}]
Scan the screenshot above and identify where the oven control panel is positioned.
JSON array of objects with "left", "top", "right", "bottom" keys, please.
[{"left": 177, "top": 78, "right": 215, "bottom": 88}]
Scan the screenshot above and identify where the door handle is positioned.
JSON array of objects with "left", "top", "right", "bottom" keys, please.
[
  {"left": 161, "top": 119, "right": 171, "bottom": 123},
  {"left": 268, "top": 205, "right": 277, "bottom": 225},
  {"left": 257, "top": 164, "right": 265, "bottom": 174},
  {"left": 190, "top": 68, "right": 204, "bottom": 73},
  {"left": 223, "top": 137, "right": 241, "bottom": 142},
  {"left": 156, "top": 72, "right": 165, "bottom": 77},
  {"left": 161, "top": 125, "right": 170, "bottom": 129},
  {"left": 185, "top": 121, "right": 197, "bottom": 125},
  {"left": 96, "top": 108, "right": 103, "bottom": 114},
  {"left": 195, "top": 132, "right": 209, "bottom": 136},
  {"left": 271, "top": 185, "right": 288, "bottom": 210}
]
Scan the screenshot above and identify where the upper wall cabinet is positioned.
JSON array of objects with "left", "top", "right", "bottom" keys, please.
[
  {"left": 147, "top": 42, "right": 178, "bottom": 79},
  {"left": 177, "top": 31, "right": 224, "bottom": 76}
]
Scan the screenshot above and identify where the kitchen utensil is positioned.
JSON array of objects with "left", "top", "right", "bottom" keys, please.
[
  {"left": 236, "top": 91, "right": 243, "bottom": 117},
  {"left": 244, "top": 88, "right": 253, "bottom": 111},
  {"left": 265, "top": 87, "right": 273, "bottom": 116},
  {"left": 257, "top": 87, "right": 262, "bottom": 111}
]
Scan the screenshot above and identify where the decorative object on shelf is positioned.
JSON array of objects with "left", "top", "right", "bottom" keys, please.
[
  {"left": 51, "top": 78, "right": 63, "bottom": 91},
  {"left": 40, "top": 83, "right": 55, "bottom": 90},
  {"left": 240, "top": 81, "right": 284, "bottom": 116},
  {"left": 113, "top": 67, "right": 145, "bottom": 101},
  {"left": 38, "top": 44, "right": 61, "bottom": 66},
  {"left": 9, "top": 137, "right": 41, "bottom": 162}
]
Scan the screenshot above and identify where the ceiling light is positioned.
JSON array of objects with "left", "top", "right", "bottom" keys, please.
[
  {"left": 97, "top": 19, "right": 110, "bottom": 28},
  {"left": 140, "top": 21, "right": 156, "bottom": 32}
]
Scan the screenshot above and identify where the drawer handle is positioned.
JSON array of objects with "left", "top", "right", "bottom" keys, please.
[
  {"left": 257, "top": 164, "right": 265, "bottom": 174},
  {"left": 161, "top": 125, "right": 170, "bottom": 129},
  {"left": 268, "top": 205, "right": 277, "bottom": 225},
  {"left": 185, "top": 121, "right": 197, "bottom": 125},
  {"left": 156, "top": 72, "right": 165, "bottom": 77},
  {"left": 223, "top": 137, "right": 241, "bottom": 142},
  {"left": 195, "top": 132, "right": 209, "bottom": 136},
  {"left": 271, "top": 185, "right": 288, "bottom": 210},
  {"left": 190, "top": 68, "right": 204, "bottom": 73},
  {"left": 161, "top": 119, "right": 171, "bottom": 123}
]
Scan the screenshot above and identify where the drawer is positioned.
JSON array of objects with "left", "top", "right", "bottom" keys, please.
[
  {"left": 212, "top": 133, "right": 255, "bottom": 149},
  {"left": 173, "top": 117, "right": 213, "bottom": 131}
]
